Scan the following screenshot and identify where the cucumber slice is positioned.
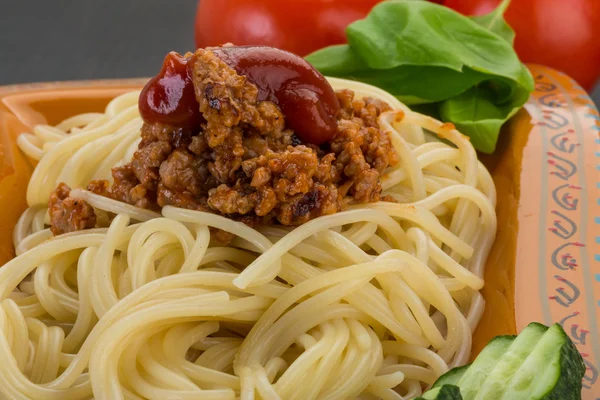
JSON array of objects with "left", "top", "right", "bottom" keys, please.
[
  {"left": 501, "top": 323, "right": 586, "bottom": 400},
  {"left": 417, "top": 322, "right": 585, "bottom": 400},
  {"left": 473, "top": 323, "right": 549, "bottom": 400},
  {"left": 456, "top": 335, "right": 516, "bottom": 400},
  {"left": 416, "top": 384, "right": 463, "bottom": 400},
  {"left": 432, "top": 364, "right": 470, "bottom": 388}
]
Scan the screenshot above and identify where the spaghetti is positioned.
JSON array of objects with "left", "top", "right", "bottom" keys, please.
[{"left": 3, "top": 77, "right": 496, "bottom": 400}]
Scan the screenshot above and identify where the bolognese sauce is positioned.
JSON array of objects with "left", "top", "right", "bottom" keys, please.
[{"left": 49, "top": 46, "right": 397, "bottom": 235}]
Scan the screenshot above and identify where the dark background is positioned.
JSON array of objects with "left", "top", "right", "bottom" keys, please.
[{"left": 1, "top": 0, "right": 599, "bottom": 106}]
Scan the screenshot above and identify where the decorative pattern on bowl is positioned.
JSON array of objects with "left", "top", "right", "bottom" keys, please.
[{"left": 516, "top": 66, "right": 600, "bottom": 398}]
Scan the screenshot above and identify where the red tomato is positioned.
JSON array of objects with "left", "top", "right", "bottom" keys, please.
[
  {"left": 442, "top": 0, "right": 600, "bottom": 90},
  {"left": 195, "top": 0, "right": 383, "bottom": 57}
]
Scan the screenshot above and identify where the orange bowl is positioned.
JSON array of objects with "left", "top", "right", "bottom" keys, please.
[{"left": 1, "top": 68, "right": 599, "bottom": 398}]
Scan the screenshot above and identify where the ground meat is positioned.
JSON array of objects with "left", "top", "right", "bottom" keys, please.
[
  {"left": 336, "top": 89, "right": 355, "bottom": 120},
  {"left": 218, "top": 145, "right": 342, "bottom": 224},
  {"left": 353, "top": 97, "right": 392, "bottom": 128},
  {"left": 191, "top": 49, "right": 287, "bottom": 185},
  {"left": 49, "top": 183, "right": 96, "bottom": 235},
  {"left": 278, "top": 183, "right": 340, "bottom": 225},
  {"left": 50, "top": 48, "right": 398, "bottom": 235},
  {"left": 160, "top": 150, "right": 207, "bottom": 196},
  {"left": 332, "top": 117, "right": 396, "bottom": 202},
  {"left": 88, "top": 164, "right": 157, "bottom": 210},
  {"left": 157, "top": 183, "right": 211, "bottom": 211},
  {"left": 131, "top": 140, "right": 172, "bottom": 187}
]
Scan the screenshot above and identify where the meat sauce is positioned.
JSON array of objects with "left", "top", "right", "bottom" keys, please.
[{"left": 49, "top": 46, "right": 398, "bottom": 236}]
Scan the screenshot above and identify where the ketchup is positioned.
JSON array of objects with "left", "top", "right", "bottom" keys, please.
[
  {"left": 138, "top": 52, "right": 201, "bottom": 128},
  {"left": 212, "top": 46, "right": 340, "bottom": 145},
  {"left": 139, "top": 46, "right": 340, "bottom": 145}
]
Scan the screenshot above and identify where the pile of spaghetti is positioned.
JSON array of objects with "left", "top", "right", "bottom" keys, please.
[{"left": 4, "top": 78, "right": 496, "bottom": 399}]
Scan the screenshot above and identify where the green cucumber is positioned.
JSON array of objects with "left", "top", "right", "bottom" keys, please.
[
  {"left": 472, "top": 323, "right": 548, "bottom": 400},
  {"left": 500, "top": 323, "right": 586, "bottom": 399},
  {"left": 416, "top": 384, "right": 463, "bottom": 400},
  {"left": 456, "top": 335, "right": 516, "bottom": 399},
  {"left": 417, "top": 322, "right": 585, "bottom": 400},
  {"left": 432, "top": 364, "right": 470, "bottom": 388}
]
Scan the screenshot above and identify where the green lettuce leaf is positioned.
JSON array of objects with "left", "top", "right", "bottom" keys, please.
[{"left": 306, "top": 0, "right": 533, "bottom": 153}]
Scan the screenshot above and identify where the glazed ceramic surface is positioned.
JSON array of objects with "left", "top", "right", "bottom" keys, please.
[{"left": 0, "top": 67, "right": 598, "bottom": 398}]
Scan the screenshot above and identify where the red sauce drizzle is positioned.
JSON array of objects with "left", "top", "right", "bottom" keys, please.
[
  {"left": 138, "top": 52, "right": 201, "bottom": 128},
  {"left": 139, "top": 46, "right": 340, "bottom": 145}
]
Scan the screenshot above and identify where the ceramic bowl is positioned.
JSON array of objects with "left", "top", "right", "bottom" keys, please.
[{"left": 1, "top": 67, "right": 598, "bottom": 398}]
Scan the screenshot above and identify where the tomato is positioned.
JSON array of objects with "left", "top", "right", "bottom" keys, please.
[
  {"left": 194, "top": 0, "right": 383, "bottom": 57},
  {"left": 442, "top": 0, "right": 600, "bottom": 90}
]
